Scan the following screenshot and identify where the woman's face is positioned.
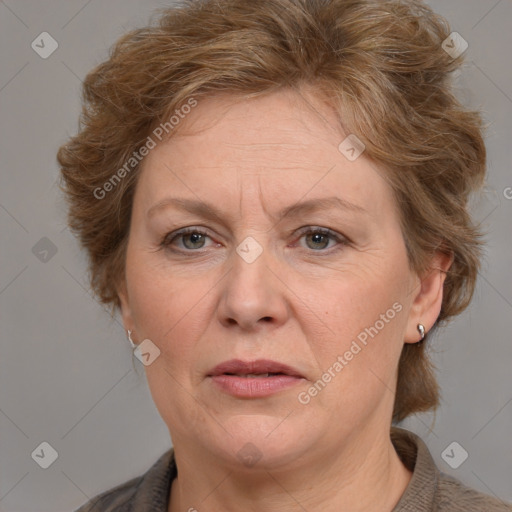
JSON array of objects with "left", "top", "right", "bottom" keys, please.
[{"left": 119, "top": 88, "right": 430, "bottom": 470}]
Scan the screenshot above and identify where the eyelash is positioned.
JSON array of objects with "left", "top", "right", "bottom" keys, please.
[{"left": 159, "top": 226, "right": 348, "bottom": 254}]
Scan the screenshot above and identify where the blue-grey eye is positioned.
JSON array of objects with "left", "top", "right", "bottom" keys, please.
[
  {"left": 180, "top": 231, "right": 208, "bottom": 249},
  {"left": 305, "top": 231, "right": 331, "bottom": 250},
  {"left": 300, "top": 228, "right": 342, "bottom": 251}
]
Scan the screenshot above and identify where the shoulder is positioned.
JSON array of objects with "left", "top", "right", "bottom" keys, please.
[
  {"left": 74, "top": 475, "right": 142, "bottom": 512},
  {"left": 390, "top": 427, "right": 512, "bottom": 512},
  {"left": 436, "top": 472, "right": 512, "bottom": 511},
  {"left": 73, "top": 448, "right": 176, "bottom": 512}
]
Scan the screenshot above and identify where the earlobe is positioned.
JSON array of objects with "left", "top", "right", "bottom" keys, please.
[
  {"left": 404, "top": 251, "right": 453, "bottom": 344},
  {"left": 117, "top": 281, "right": 135, "bottom": 334}
]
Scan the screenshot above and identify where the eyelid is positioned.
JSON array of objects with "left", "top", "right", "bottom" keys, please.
[
  {"left": 160, "top": 225, "right": 349, "bottom": 252},
  {"left": 292, "top": 226, "right": 349, "bottom": 250},
  {"left": 294, "top": 225, "right": 345, "bottom": 239},
  {"left": 161, "top": 226, "right": 216, "bottom": 248}
]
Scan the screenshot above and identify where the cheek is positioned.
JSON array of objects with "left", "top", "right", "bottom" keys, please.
[
  {"left": 296, "top": 253, "right": 410, "bottom": 395},
  {"left": 125, "top": 264, "right": 216, "bottom": 389},
  {"left": 300, "top": 280, "right": 407, "bottom": 418},
  {"left": 307, "top": 262, "right": 408, "bottom": 337},
  {"left": 127, "top": 255, "right": 210, "bottom": 338},
  {"left": 129, "top": 266, "right": 217, "bottom": 429},
  {"left": 144, "top": 363, "right": 212, "bottom": 442}
]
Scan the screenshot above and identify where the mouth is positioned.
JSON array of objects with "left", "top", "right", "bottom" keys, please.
[
  {"left": 208, "top": 358, "right": 304, "bottom": 378},
  {"left": 223, "top": 373, "right": 284, "bottom": 378},
  {"left": 207, "top": 359, "right": 305, "bottom": 398}
]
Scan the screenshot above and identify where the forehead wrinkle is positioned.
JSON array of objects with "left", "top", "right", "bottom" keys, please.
[
  {"left": 236, "top": 172, "right": 274, "bottom": 228},
  {"left": 223, "top": 128, "right": 335, "bottom": 151},
  {"left": 223, "top": 147, "right": 329, "bottom": 175},
  {"left": 224, "top": 141, "right": 311, "bottom": 151}
]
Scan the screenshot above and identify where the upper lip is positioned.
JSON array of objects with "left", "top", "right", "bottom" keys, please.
[{"left": 208, "top": 359, "right": 304, "bottom": 378}]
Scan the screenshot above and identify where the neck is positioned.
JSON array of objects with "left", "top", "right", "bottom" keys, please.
[{"left": 168, "top": 427, "right": 412, "bottom": 512}]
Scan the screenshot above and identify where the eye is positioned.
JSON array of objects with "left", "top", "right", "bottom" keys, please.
[
  {"left": 160, "top": 226, "right": 348, "bottom": 254},
  {"left": 295, "top": 227, "right": 347, "bottom": 252},
  {"left": 160, "top": 228, "right": 215, "bottom": 251}
]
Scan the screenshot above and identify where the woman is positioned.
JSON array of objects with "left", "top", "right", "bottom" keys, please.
[{"left": 58, "top": 0, "right": 511, "bottom": 510}]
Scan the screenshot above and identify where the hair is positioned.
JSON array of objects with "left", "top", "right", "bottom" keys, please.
[{"left": 57, "top": 0, "right": 486, "bottom": 422}]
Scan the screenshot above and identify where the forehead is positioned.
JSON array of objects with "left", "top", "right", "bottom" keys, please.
[
  {"left": 135, "top": 88, "right": 396, "bottom": 219},
  {"left": 161, "top": 88, "right": 346, "bottom": 161}
]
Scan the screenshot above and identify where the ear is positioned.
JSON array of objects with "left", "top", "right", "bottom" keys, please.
[
  {"left": 404, "top": 251, "right": 454, "bottom": 344},
  {"left": 117, "top": 280, "right": 136, "bottom": 335}
]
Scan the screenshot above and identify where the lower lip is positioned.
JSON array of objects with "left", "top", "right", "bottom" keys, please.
[{"left": 209, "top": 375, "right": 304, "bottom": 398}]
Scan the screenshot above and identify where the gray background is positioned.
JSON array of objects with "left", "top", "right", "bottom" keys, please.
[{"left": 0, "top": 1, "right": 511, "bottom": 510}]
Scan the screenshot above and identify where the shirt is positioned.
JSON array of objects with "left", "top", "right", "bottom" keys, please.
[{"left": 74, "top": 428, "right": 512, "bottom": 511}]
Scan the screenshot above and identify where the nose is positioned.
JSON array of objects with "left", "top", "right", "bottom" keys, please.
[{"left": 217, "top": 239, "right": 290, "bottom": 332}]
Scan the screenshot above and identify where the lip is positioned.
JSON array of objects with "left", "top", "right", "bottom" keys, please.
[{"left": 207, "top": 359, "right": 305, "bottom": 398}]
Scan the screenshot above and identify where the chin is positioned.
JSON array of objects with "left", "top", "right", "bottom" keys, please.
[{"left": 210, "top": 414, "right": 314, "bottom": 470}]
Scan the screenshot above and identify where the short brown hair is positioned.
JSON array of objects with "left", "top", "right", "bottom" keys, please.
[{"left": 57, "top": 0, "right": 486, "bottom": 421}]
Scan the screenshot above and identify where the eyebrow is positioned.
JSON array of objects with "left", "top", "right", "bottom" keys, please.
[{"left": 146, "top": 196, "right": 367, "bottom": 222}]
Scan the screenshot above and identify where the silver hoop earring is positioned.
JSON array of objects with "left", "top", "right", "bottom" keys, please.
[
  {"left": 127, "top": 329, "right": 137, "bottom": 348},
  {"left": 417, "top": 323, "right": 425, "bottom": 341}
]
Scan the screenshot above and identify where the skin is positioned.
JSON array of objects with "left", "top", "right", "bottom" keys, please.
[{"left": 118, "top": 87, "right": 452, "bottom": 512}]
